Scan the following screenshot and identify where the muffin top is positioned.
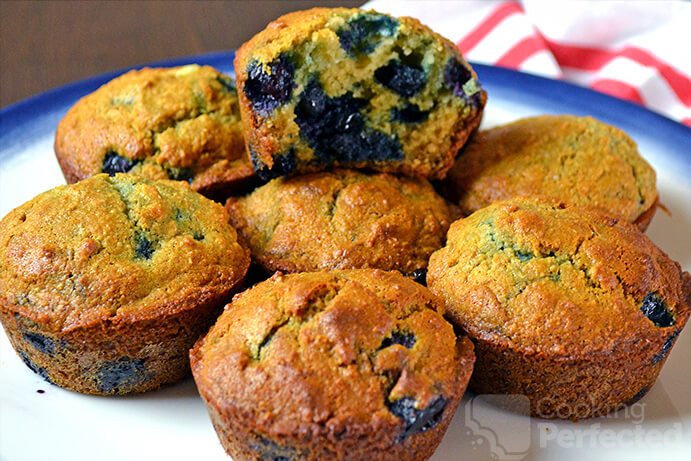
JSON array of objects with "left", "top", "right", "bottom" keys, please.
[
  {"left": 54, "top": 64, "right": 253, "bottom": 198},
  {"left": 427, "top": 198, "right": 690, "bottom": 357},
  {"left": 0, "top": 174, "right": 250, "bottom": 332},
  {"left": 443, "top": 115, "right": 658, "bottom": 226},
  {"left": 225, "top": 169, "right": 453, "bottom": 275},
  {"left": 191, "top": 269, "right": 474, "bottom": 441}
]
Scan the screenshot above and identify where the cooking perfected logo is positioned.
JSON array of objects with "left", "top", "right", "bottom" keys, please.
[
  {"left": 464, "top": 394, "right": 532, "bottom": 460},
  {"left": 461, "top": 392, "right": 686, "bottom": 459}
]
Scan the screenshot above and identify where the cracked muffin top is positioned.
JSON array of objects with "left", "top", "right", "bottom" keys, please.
[
  {"left": 225, "top": 169, "right": 453, "bottom": 277},
  {"left": 234, "top": 7, "right": 486, "bottom": 180},
  {"left": 54, "top": 64, "right": 254, "bottom": 200},
  {"left": 427, "top": 197, "right": 690, "bottom": 357},
  {"left": 0, "top": 173, "right": 250, "bottom": 332},
  {"left": 442, "top": 115, "right": 658, "bottom": 230},
  {"left": 190, "top": 269, "right": 474, "bottom": 444}
]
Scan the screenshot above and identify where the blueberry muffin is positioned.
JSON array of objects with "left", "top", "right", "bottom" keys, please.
[
  {"left": 442, "top": 115, "right": 658, "bottom": 230},
  {"left": 54, "top": 65, "right": 255, "bottom": 200},
  {"left": 225, "top": 169, "right": 453, "bottom": 280},
  {"left": 0, "top": 174, "right": 250, "bottom": 395},
  {"left": 234, "top": 8, "right": 486, "bottom": 180},
  {"left": 427, "top": 198, "right": 690, "bottom": 420},
  {"left": 190, "top": 270, "right": 475, "bottom": 460}
]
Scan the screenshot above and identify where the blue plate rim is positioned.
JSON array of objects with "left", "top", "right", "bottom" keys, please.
[{"left": 1, "top": 50, "right": 689, "bottom": 174}]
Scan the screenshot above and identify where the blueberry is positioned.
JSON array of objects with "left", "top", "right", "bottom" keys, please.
[
  {"left": 375, "top": 60, "right": 426, "bottom": 97},
  {"left": 134, "top": 234, "right": 154, "bottom": 260},
  {"left": 392, "top": 104, "right": 429, "bottom": 124},
  {"left": 444, "top": 58, "right": 483, "bottom": 107},
  {"left": 515, "top": 250, "right": 533, "bottom": 262},
  {"left": 338, "top": 14, "right": 399, "bottom": 55},
  {"left": 245, "top": 55, "right": 295, "bottom": 116},
  {"left": 15, "top": 293, "right": 32, "bottom": 306},
  {"left": 625, "top": 386, "right": 649, "bottom": 405},
  {"left": 251, "top": 434, "right": 299, "bottom": 461},
  {"left": 652, "top": 330, "right": 679, "bottom": 364},
  {"left": 97, "top": 356, "right": 147, "bottom": 394},
  {"left": 251, "top": 147, "right": 297, "bottom": 180},
  {"left": 387, "top": 396, "right": 447, "bottom": 439},
  {"left": 443, "top": 59, "right": 472, "bottom": 98},
  {"left": 640, "top": 293, "right": 674, "bottom": 327},
  {"left": 22, "top": 332, "right": 57, "bottom": 356},
  {"left": 216, "top": 75, "right": 236, "bottom": 93},
  {"left": 18, "top": 351, "right": 53, "bottom": 384},
  {"left": 166, "top": 166, "right": 194, "bottom": 183},
  {"left": 381, "top": 331, "right": 416, "bottom": 349},
  {"left": 294, "top": 78, "right": 403, "bottom": 165},
  {"left": 408, "top": 268, "right": 427, "bottom": 285},
  {"left": 193, "top": 232, "right": 204, "bottom": 241},
  {"left": 102, "top": 150, "right": 138, "bottom": 176}
]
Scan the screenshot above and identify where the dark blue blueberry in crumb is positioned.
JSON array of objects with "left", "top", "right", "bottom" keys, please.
[
  {"left": 166, "top": 166, "right": 194, "bottom": 183},
  {"left": 36, "top": 389, "right": 45, "bottom": 394},
  {"left": 409, "top": 268, "right": 427, "bottom": 285},
  {"left": 443, "top": 59, "right": 472, "bottom": 98},
  {"left": 515, "top": 250, "right": 533, "bottom": 262},
  {"left": 652, "top": 330, "right": 679, "bottom": 364},
  {"left": 134, "top": 234, "right": 154, "bottom": 260},
  {"left": 245, "top": 55, "right": 295, "bottom": 116},
  {"left": 640, "top": 293, "right": 674, "bottom": 327},
  {"left": 625, "top": 386, "right": 649, "bottom": 405},
  {"left": 15, "top": 293, "right": 32, "bottom": 306},
  {"left": 338, "top": 14, "right": 398, "bottom": 55},
  {"left": 216, "top": 75, "right": 236, "bottom": 93},
  {"left": 97, "top": 356, "right": 146, "bottom": 394},
  {"left": 392, "top": 104, "right": 429, "bottom": 124},
  {"left": 295, "top": 78, "right": 403, "bottom": 165},
  {"left": 252, "top": 147, "right": 297, "bottom": 181},
  {"left": 22, "top": 332, "right": 57, "bottom": 356},
  {"left": 18, "top": 351, "right": 53, "bottom": 384},
  {"left": 251, "top": 434, "right": 298, "bottom": 461},
  {"left": 381, "top": 331, "right": 416, "bottom": 349},
  {"left": 102, "top": 150, "right": 138, "bottom": 176},
  {"left": 444, "top": 58, "right": 483, "bottom": 107},
  {"left": 387, "top": 396, "right": 448, "bottom": 440},
  {"left": 375, "top": 60, "right": 426, "bottom": 98}
]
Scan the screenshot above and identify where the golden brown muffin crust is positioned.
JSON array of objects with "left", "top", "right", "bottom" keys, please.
[
  {"left": 0, "top": 174, "right": 250, "bottom": 394},
  {"left": 443, "top": 115, "right": 658, "bottom": 228},
  {"left": 427, "top": 197, "right": 690, "bottom": 419},
  {"left": 225, "top": 169, "right": 452, "bottom": 275},
  {"left": 0, "top": 173, "right": 249, "bottom": 331},
  {"left": 54, "top": 65, "right": 254, "bottom": 199},
  {"left": 191, "top": 269, "right": 474, "bottom": 460},
  {"left": 428, "top": 198, "right": 687, "bottom": 353}
]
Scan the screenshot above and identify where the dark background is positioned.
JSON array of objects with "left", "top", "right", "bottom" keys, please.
[{"left": 0, "top": 0, "right": 362, "bottom": 109}]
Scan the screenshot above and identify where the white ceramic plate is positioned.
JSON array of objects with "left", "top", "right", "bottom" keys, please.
[{"left": 0, "top": 53, "right": 690, "bottom": 461}]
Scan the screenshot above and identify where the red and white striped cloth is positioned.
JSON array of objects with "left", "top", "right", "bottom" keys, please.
[{"left": 362, "top": 0, "right": 691, "bottom": 127}]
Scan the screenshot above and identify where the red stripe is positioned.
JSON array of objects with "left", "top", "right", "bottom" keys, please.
[
  {"left": 456, "top": 2, "right": 523, "bottom": 54},
  {"left": 545, "top": 40, "right": 691, "bottom": 106},
  {"left": 495, "top": 35, "right": 547, "bottom": 68},
  {"left": 590, "top": 79, "right": 645, "bottom": 105}
]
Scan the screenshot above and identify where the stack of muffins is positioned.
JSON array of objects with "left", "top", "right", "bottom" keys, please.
[{"left": 0, "top": 7, "right": 688, "bottom": 461}]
